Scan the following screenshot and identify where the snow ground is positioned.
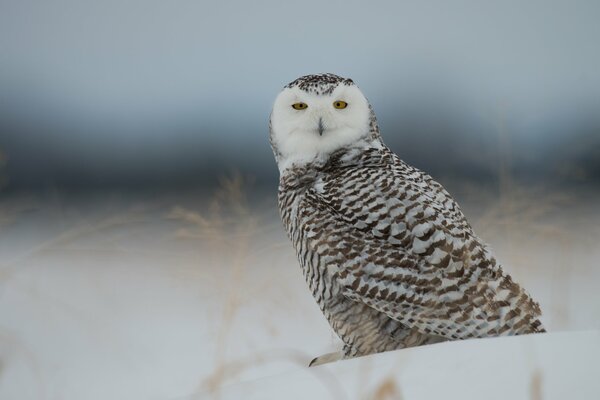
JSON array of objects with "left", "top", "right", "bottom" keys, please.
[
  {"left": 207, "top": 331, "right": 600, "bottom": 400},
  {"left": 0, "top": 185, "right": 599, "bottom": 399}
]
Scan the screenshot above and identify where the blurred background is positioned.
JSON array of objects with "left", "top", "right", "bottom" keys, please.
[
  {"left": 1, "top": 0, "right": 599, "bottom": 192},
  {"left": 1, "top": 1, "right": 599, "bottom": 399}
]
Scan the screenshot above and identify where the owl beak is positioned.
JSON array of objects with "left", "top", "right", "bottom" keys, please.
[{"left": 318, "top": 118, "right": 325, "bottom": 136}]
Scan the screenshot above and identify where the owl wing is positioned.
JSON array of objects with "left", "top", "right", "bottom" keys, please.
[{"left": 304, "top": 147, "right": 543, "bottom": 340}]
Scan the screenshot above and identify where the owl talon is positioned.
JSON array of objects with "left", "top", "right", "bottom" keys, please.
[{"left": 309, "top": 351, "right": 343, "bottom": 367}]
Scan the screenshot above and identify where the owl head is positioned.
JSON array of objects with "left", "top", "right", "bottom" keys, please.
[{"left": 270, "top": 73, "right": 381, "bottom": 172}]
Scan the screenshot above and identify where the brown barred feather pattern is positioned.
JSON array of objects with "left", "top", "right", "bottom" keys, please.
[{"left": 272, "top": 74, "right": 544, "bottom": 364}]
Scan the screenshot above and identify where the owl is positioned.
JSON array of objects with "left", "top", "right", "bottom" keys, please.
[{"left": 269, "top": 73, "right": 544, "bottom": 366}]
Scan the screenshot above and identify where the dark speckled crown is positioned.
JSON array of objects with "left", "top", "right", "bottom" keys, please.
[{"left": 285, "top": 73, "right": 355, "bottom": 96}]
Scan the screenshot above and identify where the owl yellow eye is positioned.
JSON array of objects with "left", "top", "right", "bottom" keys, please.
[
  {"left": 333, "top": 100, "right": 348, "bottom": 109},
  {"left": 292, "top": 102, "right": 308, "bottom": 110}
]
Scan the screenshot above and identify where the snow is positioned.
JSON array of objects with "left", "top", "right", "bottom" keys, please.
[
  {"left": 0, "top": 189, "right": 599, "bottom": 399},
  {"left": 207, "top": 331, "right": 600, "bottom": 400}
]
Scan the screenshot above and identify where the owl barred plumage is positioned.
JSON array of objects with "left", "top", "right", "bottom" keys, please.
[{"left": 270, "top": 73, "right": 544, "bottom": 366}]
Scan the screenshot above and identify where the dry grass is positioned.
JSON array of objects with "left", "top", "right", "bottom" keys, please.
[
  {"left": 169, "top": 173, "right": 347, "bottom": 399},
  {"left": 530, "top": 369, "right": 543, "bottom": 400},
  {"left": 367, "top": 377, "right": 403, "bottom": 400}
]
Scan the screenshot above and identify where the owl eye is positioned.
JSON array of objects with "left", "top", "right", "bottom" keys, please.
[
  {"left": 333, "top": 101, "right": 348, "bottom": 109},
  {"left": 292, "top": 102, "right": 308, "bottom": 110}
]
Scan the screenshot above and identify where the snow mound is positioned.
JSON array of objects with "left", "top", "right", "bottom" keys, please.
[{"left": 207, "top": 331, "right": 599, "bottom": 400}]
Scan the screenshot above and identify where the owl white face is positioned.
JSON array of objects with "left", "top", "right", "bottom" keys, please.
[{"left": 270, "top": 83, "right": 371, "bottom": 172}]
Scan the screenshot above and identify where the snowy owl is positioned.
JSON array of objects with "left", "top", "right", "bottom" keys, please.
[{"left": 269, "top": 73, "right": 545, "bottom": 366}]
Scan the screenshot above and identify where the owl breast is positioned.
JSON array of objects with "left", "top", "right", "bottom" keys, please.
[{"left": 277, "top": 165, "right": 441, "bottom": 356}]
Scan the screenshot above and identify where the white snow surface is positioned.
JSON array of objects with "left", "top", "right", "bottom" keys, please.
[
  {"left": 0, "top": 189, "right": 599, "bottom": 399},
  {"left": 210, "top": 331, "right": 600, "bottom": 400}
]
